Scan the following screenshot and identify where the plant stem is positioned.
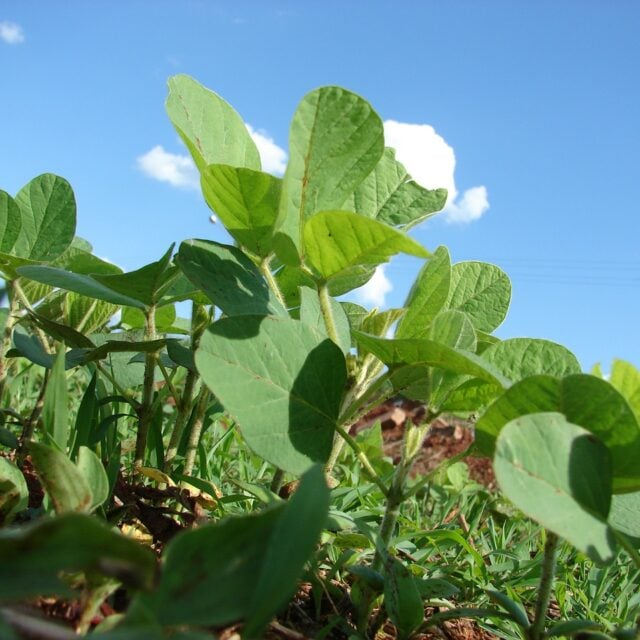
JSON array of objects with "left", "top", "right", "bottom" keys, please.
[
  {"left": 260, "top": 255, "right": 287, "bottom": 308},
  {"left": 318, "top": 281, "right": 339, "bottom": 344},
  {"left": 164, "top": 302, "right": 208, "bottom": 472},
  {"left": 334, "top": 424, "right": 388, "bottom": 497},
  {"left": 183, "top": 386, "right": 211, "bottom": 477},
  {"left": 95, "top": 362, "right": 138, "bottom": 410},
  {"left": 325, "top": 367, "right": 393, "bottom": 477},
  {"left": 12, "top": 278, "right": 51, "bottom": 353},
  {"left": 133, "top": 305, "right": 158, "bottom": 477},
  {"left": 18, "top": 369, "right": 50, "bottom": 461},
  {"left": 529, "top": 531, "right": 559, "bottom": 640},
  {"left": 270, "top": 468, "right": 285, "bottom": 494}
]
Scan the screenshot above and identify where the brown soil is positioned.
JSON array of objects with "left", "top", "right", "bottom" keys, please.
[{"left": 354, "top": 400, "right": 496, "bottom": 490}]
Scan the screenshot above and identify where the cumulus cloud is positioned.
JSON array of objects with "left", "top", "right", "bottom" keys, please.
[
  {"left": 137, "top": 145, "right": 199, "bottom": 189},
  {"left": 0, "top": 20, "right": 24, "bottom": 44},
  {"left": 138, "top": 124, "right": 287, "bottom": 189},
  {"left": 246, "top": 124, "right": 288, "bottom": 175},
  {"left": 355, "top": 266, "right": 392, "bottom": 308},
  {"left": 383, "top": 120, "right": 489, "bottom": 224}
]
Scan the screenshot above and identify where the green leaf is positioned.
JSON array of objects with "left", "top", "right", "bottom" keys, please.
[
  {"left": 485, "top": 590, "right": 529, "bottom": 628},
  {"left": 166, "top": 340, "right": 196, "bottom": 373},
  {"left": 13, "top": 174, "right": 76, "bottom": 261},
  {"left": 361, "top": 307, "right": 405, "bottom": 338},
  {"left": 304, "top": 210, "right": 429, "bottom": 281},
  {"left": 0, "top": 458, "right": 28, "bottom": 524},
  {"left": 352, "top": 331, "right": 510, "bottom": 387},
  {"left": 165, "top": 74, "right": 260, "bottom": 172},
  {"left": 0, "top": 513, "right": 156, "bottom": 600},
  {"left": 276, "top": 264, "right": 376, "bottom": 307},
  {"left": 76, "top": 446, "right": 109, "bottom": 511},
  {"left": 494, "top": 413, "right": 616, "bottom": 563},
  {"left": 396, "top": 246, "right": 451, "bottom": 339},
  {"left": 16, "top": 265, "right": 147, "bottom": 309},
  {"left": 177, "top": 239, "right": 287, "bottom": 317},
  {"left": 340, "top": 302, "right": 369, "bottom": 334},
  {"left": 158, "top": 271, "right": 211, "bottom": 306},
  {"left": 274, "top": 86, "right": 384, "bottom": 264},
  {"left": 609, "top": 359, "right": 640, "bottom": 422},
  {"left": 10, "top": 331, "right": 56, "bottom": 369},
  {"left": 151, "top": 466, "right": 328, "bottom": 631},
  {"left": 121, "top": 305, "right": 176, "bottom": 332},
  {"left": 342, "top": 147, "right": 447, "bottom": 229},
  {"left": 28, "top": 310, "right": 95, "bottom": 349},
  {"left": 71, "top": 373, "right": 98, "bottom": 457},
  {"left": 475, "top": 374, "right": 640, "bottom": 491},
  {"left": 481, "top": 338, "right": 581, "bottom": 382},
  {"left": 153, "top": 507, "right": 282, "bottom": 627},
  {"left": 299, "top": 287, "right": 351, "bottom": 355},
  {"left": 429, "top": 310, "right": 477, "bottom": 352},
  {"left": 0, "top": 190, "right": 21, "bottom": 253},
  {"left": 42, "top": 347, "right": 69, "bottom": 450},
  {"left": 383, "top": 556, "right": 425, "bottom": 640},
  {"left": 93, "top": 245, "right": 177, "bottom": 307},
  {"left": 38, "top": 294, "right": 116, "bottom": 339},
  {"left": 609, "top": 491, "right": 640, "bottom": 546},
  {"left": 244, "top": 465, "right": 330, "bottom": 637},
  {"left": 196, "top": 315, "right": 346, "bottom": 474},
  {"left": 201, "top": 165, "right": 281, "bottom": 257},
  {"left": 29, "top": 442, "right": 93, "bottom": 514},
  {"left": 73, "top": 337, "right": 167, "bottom": 365},
  {"left": 428, "top": 310, "right": 478, "bottom": 407},
  {"left": 446, "top": 261, "right": 511, "bottom": 332}
]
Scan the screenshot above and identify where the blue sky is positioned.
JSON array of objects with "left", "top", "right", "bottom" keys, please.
[{"left": 1, "top": 1, "right": 639, "bottom": 370}]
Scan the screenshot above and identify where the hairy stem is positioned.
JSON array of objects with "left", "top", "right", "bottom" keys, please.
[
  {"left": 12, "top": 278, "right": 51, "bottom": 353},
  {"left": 529, "top": 531, "right": 559, "bottom": 640},
  {"left": 318, "top": 281, "right": 339, "bottom": 344},
  {"left": 18, "top": 369, "right": 50, "bottom": 462},
  {"left": 133, "top": 305, "right": 158, "bottom": 477},
  {"left": 260, "top": 255, "right": 287, "bottom": 308},
  {"left": 163, "top": 302, "right": 208, "bottom": 472},
  {"left": 325, "top": 366, "right": 393, "bottom": 476},
  {"left": 183, "top": 386, "right": 211, "bottom": 477},
  {"left": 334, "top": 424, "right": 388, "bottom": 497}
]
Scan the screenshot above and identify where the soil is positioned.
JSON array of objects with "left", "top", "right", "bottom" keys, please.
[{"left": 353, "top": 400, "right": 496, "bottom": 490}]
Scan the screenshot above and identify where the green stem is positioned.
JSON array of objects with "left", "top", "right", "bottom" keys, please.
[
  {"left": 183, "top": 386, "right": 211, "bottom": 477},
  {"left": 270, "top": 468, "right": 285, "bottom": 494},
  {"left": 260, "top": 255, "right": 287, "bottom": 308},
  {"left": 318, "top": 281, "right": 339, "bottom": 344},
  {"left": 164, "top": 302, "right": 208, "bottom": 472},
  {"left": 529, "top": 531, "right": 559, "bottom": 640},
  {"left": 359, "top": 418, "right": 433, "bottom": 634},
  {"left": 334, "top": 424, "right": 388, "bottom": 497},
  {"left": 18, "top": 369, "right": 50, "bottom": 461},
  {"left": 0, "top": 281, "right": 20, "bottom": 404},
  {"left": 12, "top": 278, "right": 51, "bottom": 353},
  {"left": 95, "top": 362, "right": 138, "bottom": 410},
  {"left": 133, "top": 305, "right": 158, "bottom": 477},
  {"left": 325, "top": 370, "right": 395, "bottom": 477}
]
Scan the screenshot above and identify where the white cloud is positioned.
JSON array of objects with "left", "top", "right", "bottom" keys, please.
[
  {"left": 355, "top": 266, "right": 392, "bottom": 308},
  {"left": 383, "top": 120, "right": 489, "bottom": 224},
  {"left": 446, "top": 185, "right": 489, "bottom": 223},
  {"left": 137, "top": 124, "right": 287, "bottom": 189},
  {"left": 246, "top": 124, "right": 288, "bottom": 175},
  {"left": 137, "top": 145, "right": 199, "bottom": 189},
  {"left": 0, "top": 20, "right": 24, "bottom": 44}
]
